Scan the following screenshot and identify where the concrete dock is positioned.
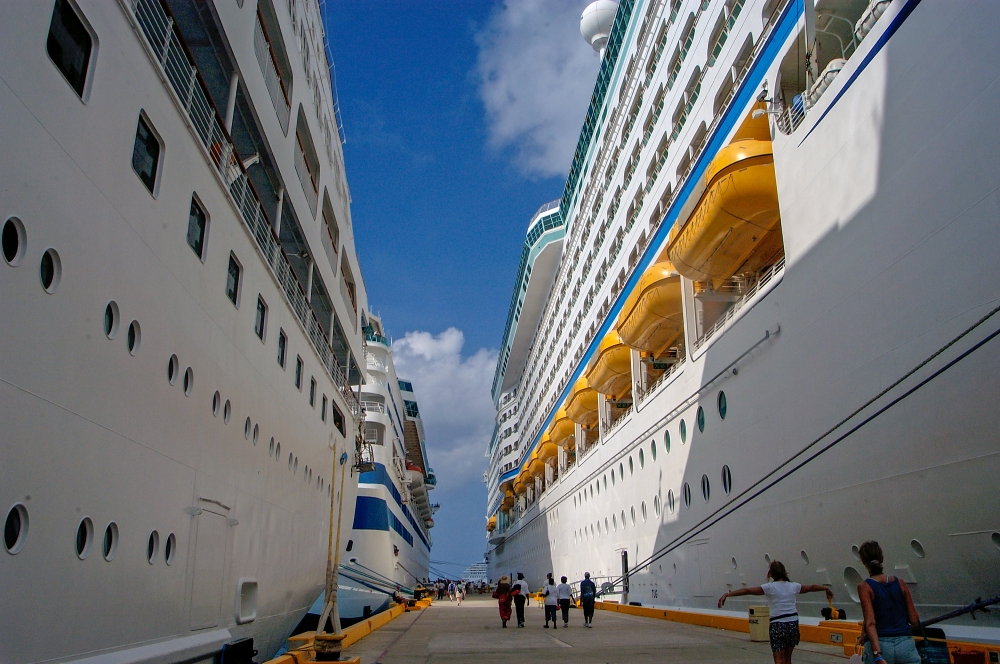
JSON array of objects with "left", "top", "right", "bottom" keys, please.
[{"left": 342, "top": 595, "right": 846, "bottom": 663}]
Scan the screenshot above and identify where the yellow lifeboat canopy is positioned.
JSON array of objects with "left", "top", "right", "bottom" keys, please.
[
  {"left": 616, "top": 260, "right": 683, "bottom": 356},
  {"left": 548, "top": 407, "right": 575, "bottom": 448},
  {"left": 537, "top": 433, "right": 559, "bottom": 461},
  {"left": 514, "top": 471, "right": 530, "bottom": 494},
  {"left": 487, "top": 516, "right": 497, "bottom": 532},
  {"left": 500, "top": 478, "right": 515, "bottom": 496},
  {"left": 566, "top": 376, "right": 599, "bottom": 428},
  {"left": 528, "top": 458, "right": 545, "bottom": 477},
  {"left": 667, "top": 137, "right": 781, "bottom": 287},
  {"left": 501, "top": 495, "right": 515, "bottom": 510},
  {"left": 584, "top": 330, "right": 632, "bottom": 398}
]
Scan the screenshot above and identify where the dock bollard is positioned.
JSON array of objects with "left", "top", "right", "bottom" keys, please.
[
  {"left": 748, "top": 606, "right": 770, "bottom": 642},
  {"left": 314, "top": 633, "right": 345, "bottom": 661}
]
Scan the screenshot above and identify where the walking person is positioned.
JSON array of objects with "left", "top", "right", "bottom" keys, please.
[
  {"left": 557, "top": 576, "right": 573, "bottom": 627},
  {"left": 579, "top": 572, "right": 597, "bottom": 628},
  {"left": 542, "top": 577, "right": 559, "bottom": 628},
  {"left": 718, "top": 560, "right": 833, "bottom": 664},
  {"left": 513, "top": 573, "right": 530, "bottom": 628},
  {"left": 492, "top": 575, "right": 517, "bottom": 628},
  {"left": 857, "top": 541, "right": 921, "bottom": 664},
  {"left": 456, "top": 582, "right": 464, "bottom": 606}
]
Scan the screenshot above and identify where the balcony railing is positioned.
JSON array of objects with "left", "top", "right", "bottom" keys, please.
[
  {"left": 294, "top": 138, "right": 318, "bottom": 216},
  {"left": 636, "top": 354, "right": 686, "bottom": 405},
  {"left": 360, "top": 400, "right": 386, "bottom": 414},
  {"left": 692, "top": 257, "right": 785, "bottom": 352},
  {"left": 125, "top": 0, "right": 358, "bottom": 415},
  {"left": 253, "top": 11, "right": 290, "bottom": 133}
]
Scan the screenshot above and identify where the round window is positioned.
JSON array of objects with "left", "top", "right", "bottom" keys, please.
[
  {"left": 165, "top": 533, "right": 176, "bottom": 565},
  {"left": 630, "top": 506, "right": 636, "bottom": 525},
  {"left": 697, "top": 406, "right": 705, "bottom": 433},
  {"left": 612, "top": 514, "right": 617, "bottom": 531},
  {"left": 4, "top": 504, "right": 28, "bottom": 554},
  {"left": 147, "top": 530, "right": 159, "bottom": 564},
  {"left": 168, "top": 355, "right": 179, "bottom": 384},
  {"left": 629, "top": 456, "right": 634, "bottom": 475},
  {"left": 75, "top": 517, "right": 94, "bottom": 560},
  {"left": 641, "top": 502, "right": 647, "bottom": 522},
  {"left": 103, "top": 522, "right": 119, "bottom": 561},
  {"left": 621, "top": 510, "right": 627, "bottom": 528},
  {"left": 653, "top": 495, "right": 661, "bottom": 517},
  {"left": 105, "top": 302, "right": 120, "bottom": 339},
  {"left": 183, "top": 367, "right": 194, "bottom": 396},
  {"left": 680, "top": 419, "right": 687, "bottom": 443},
  {"left": 910, "top": 539, "right": 925, "bottom": 558},
  {"left": 253, "top": 424, "right": 259, "bottom": 446},
  {"left": 722, "top": 465, "right": 732, "bottom": 495},
  {"left": 223, "top": 400, "right": 231, "bottom": 424},
  {"left": 651, "top": 440, "right": 657, "bottom": 461},
  {"left": 40, "top": 248, "right": 61, "bottom": 293},
  {"left": 639, "top": 449, "right": 645, "bottom": 468},
  {"left": 2, "top": 217, "right": 26, "bottom": 266},
  {"left": 701, "top": 475, "right": 710, "bottom": 502},
  {"left": 718, "top": 391, "right": 728, "bottom": 419},
  {"left": 269, "top": 437, "right": 275, "bottom": 457},
  {"left": 683, "top": 482, "right": 691, "bottom": 508},
  {"left": 664, "top": 431, "right": 670, "bottom": 453},
  {"left": 244, "top": 417, "right": 252, "bottom": 440},
  {"left": 212, "top": 391, "right": 221, "bottom": 416},
  {"left": 667, "top": 490, "right": 675, "bottom": 514},
  {"left": 127, "top": 321, "right": 141, "bottom": 355}
]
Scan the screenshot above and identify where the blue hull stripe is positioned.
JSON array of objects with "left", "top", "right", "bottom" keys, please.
[{"left": 359, "top": 463, "right": 431, "bottom": 550}]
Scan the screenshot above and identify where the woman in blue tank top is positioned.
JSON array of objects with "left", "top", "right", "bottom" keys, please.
[{"left": 857, "top": 541, "right": 921, "bottom": 664}]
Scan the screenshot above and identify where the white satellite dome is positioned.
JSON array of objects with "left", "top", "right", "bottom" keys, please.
[{"left": 580, "top": 0, "right": 619, "bottom": 54}]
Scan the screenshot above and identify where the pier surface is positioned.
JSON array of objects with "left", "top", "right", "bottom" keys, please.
[{"left": 343, "top": 595, "right": 845, "bottom": 663}]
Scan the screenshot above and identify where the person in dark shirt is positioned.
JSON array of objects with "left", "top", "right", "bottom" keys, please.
[
  {"left": 857, "top": 541, "right": 921, "bottom": 664},
  {"left": 579, "top": 572, "right": 597, "bottom": 628}
]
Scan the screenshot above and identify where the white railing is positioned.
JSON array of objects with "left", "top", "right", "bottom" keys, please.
[
  {"left": 360, "top": 400, "right": 385, "bottom": 414},
  {"left": 636, "top": 354, "right": 686, "bottom": 404},
  {"left": 605, "top": 405, "right": 633, "bottom": 436},
  {"left": 254, "top": 12, "right": 290, "bottom": 133},
  {"left": 126, "top": 0, "right": 358, "bottom": 415},
  {"left": 692, "top": 257, "right": 785, "bottom": 352},
  {"left": 294, "top": 139, "right": 318, "bottom": 216}
]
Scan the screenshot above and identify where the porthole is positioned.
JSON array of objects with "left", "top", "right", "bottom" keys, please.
[
  {"left": 167, "top": 354, "right": 179, "bottom": 384},
  {"left": 147, "top": 530, "right": 159, "bottom": 564},
  {"left": 165, "top": 533, "right": 176, "bottom": 565},
  {"left": 630, "top": 506, "right": 636, "bottom": 525},
  {"left": 697, "top": 406, "right": 705, "bottom": 433},
  {"left": 127, "top": 321, "right": 141, "bottom": 355},
  {"left": 223, "top": 400, "right": 231, "bottom": 424},
  {"left": 183, "top": 367, "right": 193, "bottom": 396},
  {"left": 682, "top": 482, "right": 691, "bottom": 508},
  {"left": 992, "top": 532, "right": 1000, "bottom": 551},
  {"left": 718, "top": 391, "right": 727, "bottom": 419},
  {"left": 651, "top": 440, "right": 657, "bottom": 461},
  {"left": 611, "top": 471, "right": 615, "bottom": 486},
  {"left": 75, "top": 517, "right": 94, "bottom": 560},
  {"left": 701, "top": 474, "right": 710, "bottom": 502},
  {"left": 619, "top": 463, "right": 624, "bottom": 481},
  {"left": 2, "top": 217, "right": 26, "bottom": 266},
  {"left": 288, "top": 453, "right": 293, "bottom": 471},
  {"left": 621, "top": 510, "right": 627, "bottom": 528},
  {"left": 596, "top": 480, "right": 600, "bottom": 496},
  {"left": 910, "top": 539, "right": 925, "bottom": 558},
  {"left": 639, "top": 449, "right": 645, "bottom": 468},
  {"left": 722, "top": 465, "right": 732, "bottom": 495},
  {"left": 104, "top": 302, "right": 120, "bottom": 339},
  {"left": 276, "top": 442, "right": 281, "bottom": 459},
  {"left": 102, "top": 522, "right": 119, "bottom": 561},
  {"left": 851, "top": 545, "right": 861, "bottom": 560},
  {"left": 612, "top": 514, "right": 617, "bottom": 531},
  {"left": 603, "top": 475, "right": 607, "bottom": 491},
  {"left": 641, "top": 502, "right": 647, "bottom": 522},
  {"left": 629, "top": 456, "right": 634, "bottom": 475},
  {"left": 764, "top": 553, "right": 771, "bottom": 564},
  {"left": 40, "top": 248, "right": 62, "bottom": 293},
  {"left": 212, "top": 391, "right": 221, "bottom": 416},
  {"left": 800, "top": 550, "right": 810, "bottom": 565},
  {"left": 680, "top": 419, "right": 687, "bottom": 444},
  {"left": 244, "top": 417, "right": 251, "bottom": 440},
  {"left": 653, "top": 495, "right": 661, "bottom": 517},
  {"left": 664, "top": 431, "right": 670, "bottom": 453},
  {"left": 668, "top": 490, "right": 675, "bottom": 514},
  {"left": 269, "top": 437, "right": 275, "bottom": 456},
  {"left": 604, "top": 517, "right": 609, "bottom": 533},
  {"left": 253, "top": 424, "right": 259, "bottom": 446},
  {"left": 844, "top": 566, "right": 865, "bottom": 602},
  {"left": 4, "top": 504, "right": 28, "bottom": 554}
]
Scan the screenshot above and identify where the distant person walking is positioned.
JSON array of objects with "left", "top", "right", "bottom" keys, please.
[
  {"left": 513, "top": 573, "right": 530, "bottom": 628},
  {"left": 718, "top": 560, "right": 833, "bottom": 664},
  {"left": 492, "top": 575, "right": 516, "bottom": 628},
  {"left": 857, "top": 541, "right": 921, "bottom": 664},
  {"left": 579, "top": 572, "right": 597, "bottom": 628},
  {"left": 542, "top": 577, "right": 559, "bottom": 628},
  {"left": 557, "top": 576, "right": 573, "bottom": 627},
  {"left": 456, "top": 582, "right": 464, "bottom": 606}
]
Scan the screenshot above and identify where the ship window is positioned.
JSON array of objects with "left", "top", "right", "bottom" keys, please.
[
  {"left": 269, "top": 437, "right": 275, "bottom": 457},
  {"left": 187, "top": 197, "right": 208, "bottom": 260},
  {"left": 102, "top": 522, "right": 119, "bottom": 561},
  {"left": 255, "top": 296, "right": 267, "bottom": 340},
  {"left": 631, "top": 506, "right": 636, "bottom": 525},
  {"left": 621, "top": 510, "right": 627, "bottom": 528},
  {"left": 654, "top": 495, "right": 661, "bottom": 517},
  {"left": 596, "top": 480, "right": 600, "bottom": 496},
  {"left": 664, "top": 431, "right": 670, "bottom": 453},
  {"left": 322, "top": 395, "right": 328, "bottom": 421},
  {"left": 910, "top": 539, "right": 925, "bottom": 558},
  {"left": 701, "top": 474, "right": 710, "bottom": 502},
  {"left": 104, "top": 301, "right": 120, "bottom": 339},
  {"left": 244, "top": 417, "right": 252, "bottom": 440},
  {"left": 668, "top": 490, "right": 675, "bottom": 514},
  {"left": 309, "top": 377, "right": 317, "bottom": 407},
  {"left": 226, "top": 254, "right": 242, "bottom": 307},
  {"left": 680, "top": 419, "right": 687, "bottom": 443},
  {"left": 212, "top": 391, "right": 221, "bottom": 416},
  {"left": 619, "top": 463, "right": 624, "bottom": 481},
  {"left": 165, "top": 533, "right": 176, "bottom": 565},
  {"left": 641, "top": 502, "right": 647, "bottom": 522},
  {"left": 40, "top": 248, "right": 61, "bottom": 293},
  {"left": 629, "top": 457, "right": 634, "bottom": 475},
  {"left": 639, "top": 449, "right": 645, "bottom": 468},
  {"left": 127, "top": 321, "right": 140, "bottom": 355},
  {"left": 3, "top": 217, "right": 26, "bottom": 266},
  {"left": 332, "top": 401, "right": 345, "bottom": 436},
  {"left": 718, "top": 391, "right": 727, "bottom": 419},
  {"left": 800, "top": 550, "right": 810, "bottom": 565},
  {"left": 275, "top": 442, "right": 280, "bottom": 459},
  {"left": 288, "top": 453, "right": 293, "bottom": 471},
  {"left": 131, "top": 114, "right": 162, "bottom": 195},
  {"left": 4, "top": 504, "right": 28, "bottom": 554},
  {"left": 603, "top": 475, "right": 607, "bottom": 491},
  {"left": 651, "top": 440, "right": 657, "bottom": 461},
  {"left": 697, "top": 406, "right": 705, "bottom": 433},
  {"left": 47, "top": 0, "right": 94, "bottom": 99},
  {"left": 277, "top": 329, "right": 287, "bottom": 368},
  {"left": 683, "top": 482, "right": 692, "bottom": 508},
  {"left": 146, "top": 531, "right": 159, "bottom": 564},
  {"left": 75, "top": 517, "right": 94, "bottom": 559},
  {"left": 612, "top": 514, "right": 617, "bottom": 531},
  {"left": 167, "top": 358, "right": 178, "bottom": 389},
  {"left": 223, "top": 399, "right": 231, "bottom": 424},
  {"left": 253, "top": 423, "right": 259, "bottom": 445},
  {"left": 294, "top": 356, "right": 303, "bottom": 390},
  {"left": 722, "top": 465, "right": 732, "bottom": 494},
  {"left": 183, "top": 367, "right": 193, "bottom": 396},
  {"left": 992, "top": 532, "right": 1000, "bottom": 551}
]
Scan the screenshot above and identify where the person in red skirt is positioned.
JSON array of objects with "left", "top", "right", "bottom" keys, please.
[{"left": 492, "top": 575, "right": 519, "bottom": 627}]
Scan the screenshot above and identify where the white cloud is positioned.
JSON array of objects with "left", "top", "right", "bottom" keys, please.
[
  {"left": 476, "top": 0, "right": 603, "bottom": 177},
  {"left": 391, "top": 329, "right": 497, "bottom": 495}
]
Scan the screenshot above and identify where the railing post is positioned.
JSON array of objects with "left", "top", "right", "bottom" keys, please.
[{"left": 161, "top": 17, "right": 174, "bottom": 66}]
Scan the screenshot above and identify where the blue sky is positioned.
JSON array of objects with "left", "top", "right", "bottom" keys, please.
[{"left": 325, "top": 0, "right": 602, "bottom": 577}]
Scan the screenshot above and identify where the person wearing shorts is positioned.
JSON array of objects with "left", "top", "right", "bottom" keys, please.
[
  {"left": 857, "top": 540, "right": 922, "bottom": 664},
  {"left": 719, "top": 560, "right": 833, "bottom": 664}
]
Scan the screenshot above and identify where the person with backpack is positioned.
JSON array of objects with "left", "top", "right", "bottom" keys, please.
[
  {"left": 513, "top": 573, "right": 530, "bottom": 628},
  {"left": 542, "top": 577, "right": 559, "bottom": 628},
  {"left": 579, "top": 572, "right": 597, "bottom": 628},
  {"left": 857, "top": 541, "right": 921, "bottom": 664}
]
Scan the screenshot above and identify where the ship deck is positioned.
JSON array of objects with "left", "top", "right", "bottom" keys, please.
[{"left": 343, "top": 594, "right": 845, "bottom": 663}]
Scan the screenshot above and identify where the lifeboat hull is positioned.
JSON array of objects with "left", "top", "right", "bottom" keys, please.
[
  {"left": 548, "top": 407, "right": 575, "bottom": 447},
  {"left": 585, "top": 331, "right": 632, "bottom": 398},
  {"left": 667, "top": 140, "right": 781, "bottom": 286},
  {"left": 616, "top": 261, "right": 683, "bottom": 355},
  {"left": 528, "top": 459, "right": 545, "bottom": 477},
  {"left": 566, "top": 377, "right": 599, "bottom": 428}
]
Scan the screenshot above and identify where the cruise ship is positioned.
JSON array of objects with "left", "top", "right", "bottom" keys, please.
[
  {"left": 1, "top": 0, "right": 380, "bottom": 661},
  {"left": 486, "top": 0, "right": 1000, "bottom": 637}
]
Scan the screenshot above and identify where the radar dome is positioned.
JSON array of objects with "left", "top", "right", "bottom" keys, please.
[{"left": 580, "top": 0, "right": 619, "bottom": 54}]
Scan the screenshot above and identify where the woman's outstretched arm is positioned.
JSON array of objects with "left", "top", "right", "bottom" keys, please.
[
  {"left": 718, "top": 586, "right": 765, "bottom": 608},
  {"left": 799, "top": 584, "right": 835, "bottom": 601}
]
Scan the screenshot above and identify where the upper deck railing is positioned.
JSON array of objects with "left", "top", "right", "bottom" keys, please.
[
  {"left": 253, "top": 10, "right": 290, "bottom": 132},
  {"left": 125, "top": 0, "right": 359, "bottom": 415}
]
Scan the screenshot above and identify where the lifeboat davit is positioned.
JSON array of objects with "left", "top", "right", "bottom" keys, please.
[
  {"left": 536, "top": 432, "right": 559, "bottom": 461},
  {"left": 547, "top": 407, "right": 575, "bottom": 448},
  {"left": 487, "top": 515, "right": 497, "bottom": 532},
  {"left": 667, "top": 122, "right": 781, "bottom": 286},
  {"left": 585, "top": 330, "right": 632, "bottom": 398},
  {"left": 566, "top": 376, "right": 599, "bottom": 428},
  {"left": 616, "top": 260, "right": 683, "bottom": 355}
]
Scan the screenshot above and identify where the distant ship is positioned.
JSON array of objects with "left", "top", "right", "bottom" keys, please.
[
  {"left": 0, "top": 0, "right": 386, "bottom": 661},
  {"left": 486, "top": 0, "right": 1000, "bottom": 640}
]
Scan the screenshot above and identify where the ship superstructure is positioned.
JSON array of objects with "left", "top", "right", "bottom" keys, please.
[
  {"left": 486, "top": 0, "right": 1000, "bottom": 635},
  {"left": 1, "top": 0, "right": 376, "bottom": 661}
]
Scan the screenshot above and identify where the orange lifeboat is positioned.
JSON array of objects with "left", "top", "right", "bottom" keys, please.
[
  {"left": 514, "top": 470, "right": 530, "bottom": 494},
  {"left": 487, "top": 516, "right": 497, "bottom": 532},
  {"left": 616, "top": 260, "right": 683, "bottom": 356},
  {"left": 548, "top": 407, "right": 575, "bottom": 448},
  {"left": 499, "top": 478, "right": 515, "bottom": 495},
  {"left": 537, "top": 433, "right": 559, "bottom": 461},
  {"left": 584, "top": 330, "right": 632, "bottom": 398},
  {"left": 565, "top": 376, "right": 599, "bottom": 428},
  {"left": 667, "top": 134, "right": 781, "bottom": 287},
  {"left": 528, "top": 457, "right": 545, "bottom": 478},
  {"left": 501, "top": 495, "right": 515, "bottom": 510}
]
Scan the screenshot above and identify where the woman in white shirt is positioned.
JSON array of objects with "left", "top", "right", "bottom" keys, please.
[
  {"left": 718, "top": 561, "right": 833, "bottom": 664},
  {"left": 542, "top": 577, "right": 559, "bottom": 628}
]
